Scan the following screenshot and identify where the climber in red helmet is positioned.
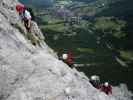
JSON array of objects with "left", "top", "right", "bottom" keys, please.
[{"left": 16, "top": 3, "right": 32, "bottom": 32}]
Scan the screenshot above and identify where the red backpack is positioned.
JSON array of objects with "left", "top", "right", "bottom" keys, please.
[
  {"left": 66, "top": 50, "right": 73, "bottom": 65},
  {"left": 101, "top": 84, "right": 112, "bottom": 95}
]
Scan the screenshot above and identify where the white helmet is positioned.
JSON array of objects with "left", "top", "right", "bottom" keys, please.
[
  {"left": 64, "top": 87, "right": 71, "bottom": 95},
  {"left": 62, "top": 54, "right": 68, "bottom": 60},
  {"left": 104, "top": 82, "right": 109, "bottom": 87},
  {"left": 91, "top": 75, "right": 100, "bottom": 81}
]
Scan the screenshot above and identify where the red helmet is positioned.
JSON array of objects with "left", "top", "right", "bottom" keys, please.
[{"left": 16, "top": 3, "right": 24, "bottom": 13}]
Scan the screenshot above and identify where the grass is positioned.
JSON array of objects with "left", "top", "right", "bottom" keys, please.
[
  {"left": 27, "top": 32, "right": 40, "bottom": 46},
  {"left": 15, "top": 24, "right": 41, "bottom": 46},
  {"left": 77, "top": 48, "right": 96, "bottom": 54},
  {"left": 13, "top": 23, "right": 26, "bottom": 36},
  {"left": 120, "top": 50, "right": 133, "bottom": 60},
  {"left": 48, "top": 19, "right": 64, "bottom": 25},
  {"left": 40, "top": 23, "right": 65, "bottom": 32},
  {"left": 14, "top": 23, "right": 40, "bottom": 45}
]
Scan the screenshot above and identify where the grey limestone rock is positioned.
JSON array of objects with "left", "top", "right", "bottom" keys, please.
[{"left": 0, "top": 0, "right": 132, "bottom": 100}]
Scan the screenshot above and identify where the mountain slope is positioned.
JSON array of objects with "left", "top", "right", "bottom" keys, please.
[{"left": 0, "top": 0, "right": 132, "bottom": 100}]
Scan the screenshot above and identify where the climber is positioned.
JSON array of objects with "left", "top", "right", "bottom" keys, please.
[
  {"left": 16, "top": 3, "right": 25, "bottom": 21},
  {"left": 62, "top": 50, "right": 73, "bottom": 68},
  {"left": 22, "top": 7, "right": 32, "bottom": 32},
  {"left": 16, "top": 4, "right": 32, "bottom": 32},
  {"left": 101, "top": 82, "right": 112, "bottom": 95},
  {"left": 90, "top": 75, "right": 101, "bottom": 89},
  {"left": 26, "top": 7, "right": 35, "bottom": 21}
]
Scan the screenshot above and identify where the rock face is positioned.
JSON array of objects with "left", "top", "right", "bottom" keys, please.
[{"left": 0, "top": 0, "right": 132, "bottom": 100}]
